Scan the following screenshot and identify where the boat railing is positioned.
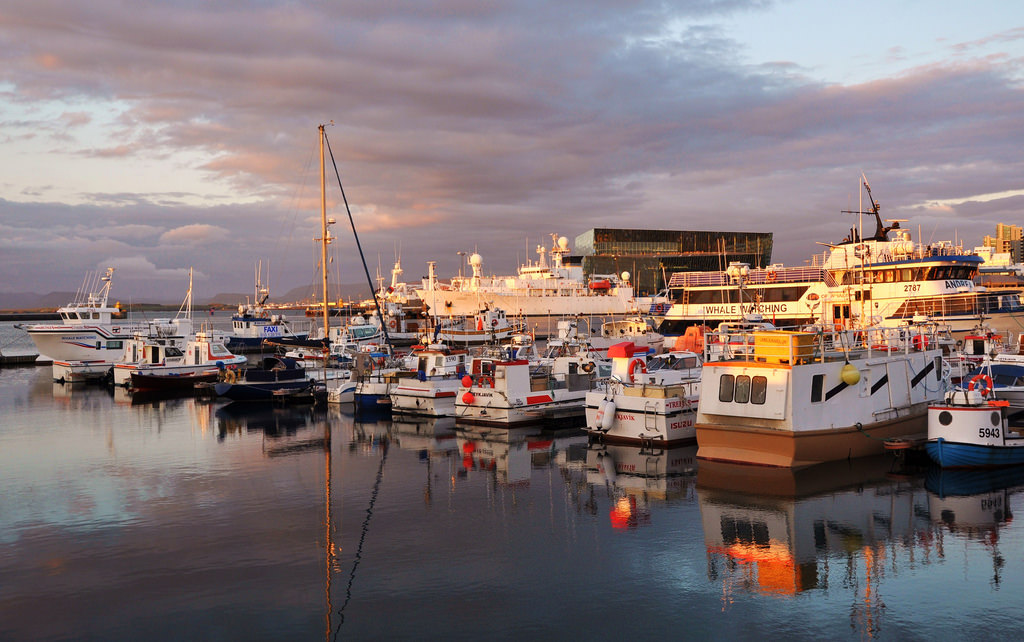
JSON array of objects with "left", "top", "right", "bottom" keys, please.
[
  {"left": 704, "top": 321, "right": 949, "bottom": 364},
  {"left": 667, "top": 266, "right": 835, "bottom": 289}
]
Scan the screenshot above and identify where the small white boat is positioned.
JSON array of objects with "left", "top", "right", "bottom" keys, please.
[
  {"left": 585, "top": 342, "right": 702, "bottom": 446},
  {"left": 589, "top": 316, "right": 665, "bottom": 356},
  {"left": 390, "top": 346, "right": 470, "bottom": 417},
  {"left": 455, "top": 353, "right": 597, "bottom": 425}
]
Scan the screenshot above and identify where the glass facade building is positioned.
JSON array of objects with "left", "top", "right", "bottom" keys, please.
[{"left": 573, "top": 228, "right": 773, "bottom": 295}]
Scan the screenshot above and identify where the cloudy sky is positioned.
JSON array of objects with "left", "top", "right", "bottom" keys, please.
[{"left": 2, "top": 0, "right": 1023, "bottom": 302}]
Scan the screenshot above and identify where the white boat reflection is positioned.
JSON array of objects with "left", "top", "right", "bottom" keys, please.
[{"left": 585, "top": 443, "right": 698, "bottom": 528}]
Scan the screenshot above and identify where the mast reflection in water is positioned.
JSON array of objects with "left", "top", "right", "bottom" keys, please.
[{"left": 3, "top": 360, "right": 1024, "bottom": 640}]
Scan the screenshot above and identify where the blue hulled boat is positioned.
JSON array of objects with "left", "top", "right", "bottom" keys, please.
[{"left": 925, "top": 388, "right": 1024, "bottom": 468}]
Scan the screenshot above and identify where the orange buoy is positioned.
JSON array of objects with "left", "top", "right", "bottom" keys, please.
[{"left": 462, "top": 391, "right": 475, "bottom": 404}]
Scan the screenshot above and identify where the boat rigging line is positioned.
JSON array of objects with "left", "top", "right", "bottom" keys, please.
[
  {"left": 332, "top": 438, "right": 390, "bottom": 640},
  {"left": 322, "top": 129, "right": 392, "bottom": 348}
]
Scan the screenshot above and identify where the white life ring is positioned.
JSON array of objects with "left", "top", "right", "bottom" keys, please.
[{"left": 491, "top": 318, "right": 498, "bottom": 327}]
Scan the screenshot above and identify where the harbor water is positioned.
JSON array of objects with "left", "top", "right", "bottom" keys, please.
[{"left": 4, "top": 321, "right": 1024, "bottom": 640}]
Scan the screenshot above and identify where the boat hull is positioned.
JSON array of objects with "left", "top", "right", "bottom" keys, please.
[
  {"left": 130, "top": 371, "right": 218, "bottom": 392},
  {"left": 696, "top": 413, "right": 927, "bottom": 468},
  {"left": 925, "top": 402, "right": 1024, "bottom": 468},
  {"left": 584, "top": 390, "right": 697, "bottom": 446},
  {"left": 214, "top": 379, "right": 312, "bottom": 402},
  {"left": 52, "top": 360, "right": 112, "bottom": 384}
]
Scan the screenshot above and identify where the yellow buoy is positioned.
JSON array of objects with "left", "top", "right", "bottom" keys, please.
[{"left": 841, "top": 363, "right": 860, "bottom": 385}]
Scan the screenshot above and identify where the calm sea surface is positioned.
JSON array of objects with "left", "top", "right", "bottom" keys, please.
[{"left": 3, "top": 320, "right": 1024, "bottom": 640}]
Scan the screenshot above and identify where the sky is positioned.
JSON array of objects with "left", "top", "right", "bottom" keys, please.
[{"left": 2, "top": 0, "right": 1023, "bottom": 302}]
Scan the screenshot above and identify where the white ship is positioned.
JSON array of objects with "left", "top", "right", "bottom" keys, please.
[
  {"left": 23, "top": 267, "right": 146, "bottom": 363},
  {"left": 415, "top": 234, "right": 637, "bottom": 320},
  {"left": 659, "top": 178, "right": 1023, "bottom": 334}
]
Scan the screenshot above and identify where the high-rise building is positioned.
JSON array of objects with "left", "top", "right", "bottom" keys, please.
[{"left": 983, "top": 223, "right": 1023, "bottom": 263}]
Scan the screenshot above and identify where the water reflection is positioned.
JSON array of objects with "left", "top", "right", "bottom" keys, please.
[
  {"left": 584, "top": 443, "right": 698, "bottom": 528},
  {"left": 697, "top": 457, "right": 935, "bottom": 636},
  {"left": 925, "top": 466, "right": 1024, "bottom": 588},
  {"left": 454, "top": 426, "right": 588, "bottom": 485}
]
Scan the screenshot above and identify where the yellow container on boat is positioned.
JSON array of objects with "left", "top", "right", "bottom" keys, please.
[{"left": 754, "top": 331, "right": 815, "bottom": 364}]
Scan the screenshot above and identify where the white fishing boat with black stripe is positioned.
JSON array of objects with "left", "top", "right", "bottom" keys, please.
[{"left": 695, "top": 319, "right": 949, "bottom": 468}]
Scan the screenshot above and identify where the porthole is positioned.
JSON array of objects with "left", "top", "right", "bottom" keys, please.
[
  {"left": 992, "top": 412, "right": 1001, "bottom": 427},
  {"left": 938, "top": 411, "right": 953, "bottom": 426}
]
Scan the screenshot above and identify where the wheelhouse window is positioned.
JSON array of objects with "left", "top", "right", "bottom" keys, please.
[
  {"left": 718, "top": 374, "right": 735, "bottom": 402},
  {"left": 811, "top": 374, "right": 824, "bottom": 403},
  {"left": 751, "top": 376, "right": 767, "bottom": 404},
  {"left": 734, "top": 375, "right": 751, "bottom": 404}
]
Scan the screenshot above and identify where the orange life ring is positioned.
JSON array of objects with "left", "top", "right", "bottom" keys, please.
[
  {"left": 491, "top": 318, "right": 498, "bottom": 327},
  {"left": 627, "top": 358, "right": 647, "bottom": 383},
  {"left": 912, "top": 334, "right": 929, "bottom": 350},
  {"left": 766, "top": 271, "right": 777, "bottom": 283},
  {"left": 968, "top": 373, "right": 994, "bottom": 397},
  {"left": 478, "top": 375, "right": 494, "bottom": 388},
  {"left": 389, "top": 319, "right": 398, "bottom": 330}
]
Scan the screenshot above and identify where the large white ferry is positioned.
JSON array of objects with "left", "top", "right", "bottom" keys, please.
[
  {"left": 415, "top": 234, "right": 636, "bottom": 319},
  {"left": 658, "top": 181, "right": 1022, "bottom": 334},
  {"left": 23, "top": 267, "right": 146, "bottom": 363}
]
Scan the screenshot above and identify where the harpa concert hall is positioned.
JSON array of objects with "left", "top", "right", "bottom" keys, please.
[{"left": 570, "top": 228, "right": 774, "bottom": 296}]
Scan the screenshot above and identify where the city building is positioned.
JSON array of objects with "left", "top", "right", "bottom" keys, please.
[{"left": 983, "top": 223, "right": 1024, "bottom": 263}]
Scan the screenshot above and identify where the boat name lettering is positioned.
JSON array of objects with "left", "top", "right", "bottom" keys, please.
[
  {"left": 981, "top": 497, "right": 1003, "bottom": 511},
  {"left": 669, "top": 420, "right": 694, "bottom": 430},
  {"left": 701, "top": 303, "right": 789, "bottom": 315},
  {"left": 262, "top": 326, "right": 281, "bottom": 335},
  {"left": 616, "top": 413, "right": 635, "bottom": 421},
  {"left": 63, "top": 335, "right": 95, "bottom": 341},
  {"left": 617, "top": 464, "right": 636, "bottom": 472},
  {"left": 666, "top": 399, "right": 685, "bottom": 409},
  {"left": 944, "top": 280, "right": 973, "bottom": 290}
]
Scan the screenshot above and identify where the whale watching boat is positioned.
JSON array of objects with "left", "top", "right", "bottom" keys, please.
[
  {"left": 695, "top": 318, "right": 949, "bottom": 468},
  {"left": 658, "top": 177, "right": 1022, "bottom": 335},
  {"left": 23, "top": 267, "right": 146, "bottom": 364},
  {"left": 415, "top": 234, "right": 637, "bottom": 320}
]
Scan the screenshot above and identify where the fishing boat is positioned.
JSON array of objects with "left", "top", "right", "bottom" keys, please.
[
  {"left": 415, "top": 235, "right": 637, "bottom": 319},
  {"left": 587, "top": 316, "right": 665, "bottom": 356},
  {"left": 455, "top": 353, "right": 597, "bottom": 425},
  {"left": 658, "top": 177, "right": 1023, "bottom": 335},
  {"left": 389, "top": 346, "right": 470, "bottom": 417},
  {"left": 114, "top": 272, "right": 246, "bottom": 387},
  {"left": 22, "top": 267, "right": 146, "bottom": 364},
  {"left": 426, "top": 306, "right": 524, "bottom": 346},
  {"left": 122, "top": 330, "right": 245, "bottom": 390},
  {"left": 584, "top": 342, "right": 702, "bottom": 446},
  {"left": 225, "top": 265, "right": 308, "bottom": 352},
  {"left": 695, "top": 319, "right": 949, "bottom": 468},
  {"left": 213, "top": 356, "right": 317, "bottom": 402},
  {"left": 925, "top": 385, "right": 1024, "bottom": 468},
  {"left": 52, "top": 311, "right": 196, "bottom": 385}
]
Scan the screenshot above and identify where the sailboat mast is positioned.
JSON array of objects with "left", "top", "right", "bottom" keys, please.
[{"left": 320, "top": 124, "right": 330, "bottom": 345}]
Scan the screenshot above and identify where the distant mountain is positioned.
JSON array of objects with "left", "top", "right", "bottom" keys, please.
[{"left": 0, "top": 281, "right": 377, "bottom": 311}]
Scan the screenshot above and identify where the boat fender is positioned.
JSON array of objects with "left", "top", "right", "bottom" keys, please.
[
  {"left": 594, "top": 399, "right": 607, "bottom": 428},
  {"left": 627, "top": 358, "right": 646, "bottom": 383},
  {"left": 462, "top": 391, "right": 475, "bottom": 405},
  {"left": 600, "top": 400, "right": 616, "bottom": 432},
  {"left": 461, "top": 374, "right": 473, "bottom": 387},
  {"left": 224, "top": 369, "right": 237, "bottom": 384},
  {"left": 968, "top": 373, "right": 994, "bottom": 397}
]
